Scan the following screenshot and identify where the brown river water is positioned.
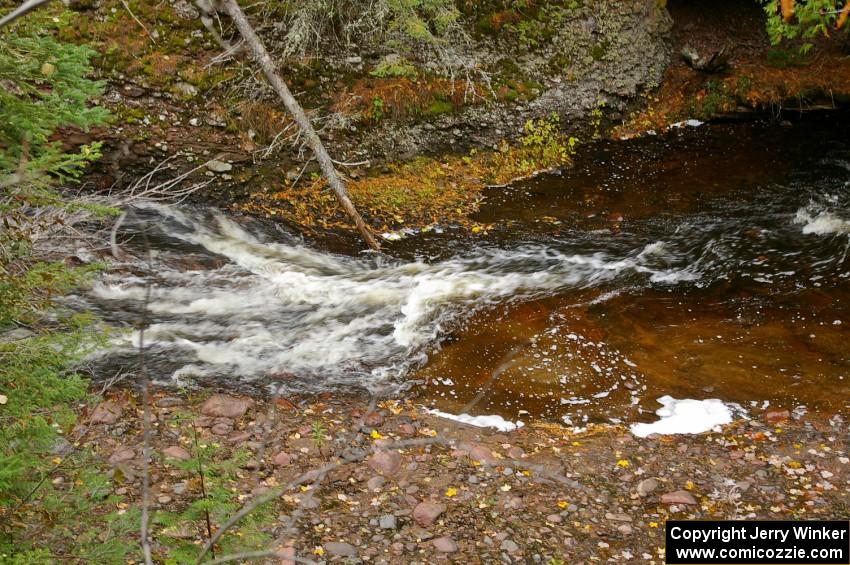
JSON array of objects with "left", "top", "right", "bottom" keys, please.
[{"left": 78, "top": 114, "right": 850, "bottom": 428}]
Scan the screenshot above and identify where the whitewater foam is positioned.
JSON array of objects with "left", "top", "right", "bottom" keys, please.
[
  {"left": 794, "top": 207, "right": 850, "bottom": 236},
  {"left": 83, "top": 204, "right": 710, "bottom": 392},
  {"left": 427, "top": 409, "right": 524, "bottom": 432},
  {"left": 630, "top": 396, "right": 734, "bottom": 437}
]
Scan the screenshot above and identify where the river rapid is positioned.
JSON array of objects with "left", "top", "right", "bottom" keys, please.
[{"left": 77, "top": 114, "right": 850, "bottom": 427}]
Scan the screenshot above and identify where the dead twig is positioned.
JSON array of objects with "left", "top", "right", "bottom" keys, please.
[
  {"left": 191, "top": 421, "right": 216, "bottom": 558},
  {"left": 119, "top": 0, "right": 156, "bottom": 43},
  {"left": 137, "top": 212, "right": 154, "bottom": 565}
]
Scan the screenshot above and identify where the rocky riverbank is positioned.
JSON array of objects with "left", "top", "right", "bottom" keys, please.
[
  {"left": 67, "top": 389, "right": 850, "bottom": 563},
  {"left": 63, "top": 0, "right": 675, "bottom": 233},
  {"left": 60, "top": 0, "right": 850, "bottom": 239}
]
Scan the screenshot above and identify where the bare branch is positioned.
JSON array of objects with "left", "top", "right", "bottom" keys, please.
[
  {"left": 213, "top": 0, "right": 380, "bottom": 251},
  {"left": 138, "top": 218, "right": 154, "bottom": 565}
]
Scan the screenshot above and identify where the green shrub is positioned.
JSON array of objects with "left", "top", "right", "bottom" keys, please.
[
  {"left": 0, "top": 12, "right": 108, "bottom": 180},
  {"left": 761, "top": 0, "right": 848, "bottom": 53},
  {"left": 0, "top": 8, "right": 125, "bottom": 562},
  {"left": 370, "top": 55, "right": 418, "bottom": 79}
]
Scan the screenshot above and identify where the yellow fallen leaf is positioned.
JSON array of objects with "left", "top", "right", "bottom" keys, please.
[
  {"left": 370, "top": 430, "right": 383, "bottom": 439},
  {"left": 649, "top": 522, "right": 659, "bottom": 528},
  {"left": 558, "top": 500, "right": 568, "bottom": 509},
  {"left": 313, "top": 547, "right": 324, "bottom": 556},
  {"left": 616, "top": 459, "right": 630, "bottom": 468},
  {"left": 445, "top": 487, "right": 457, "bottom": 497},
  {"left": 685, "top": 480, "right": 695, "bottom": 490}
]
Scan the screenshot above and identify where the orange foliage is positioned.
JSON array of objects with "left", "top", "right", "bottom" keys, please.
[
  {"left": 837, "top": 0, "right": 850, "bottom": 29},
  {"left": 237, "top": 101, "right": 294, "bottom": 144},
  {"left": 487, "top": 9, "right": 521, "bottom": 32},
  {"left": 781, "top": 0, "right": 795, "bottom": 22}
]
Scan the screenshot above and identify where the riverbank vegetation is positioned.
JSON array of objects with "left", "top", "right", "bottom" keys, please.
[
  {"left": 0, "top": 9, "right": 127, "bottom": 561},
  {"left": 3, "top": 0, "right": 850, "bottom": 562}
]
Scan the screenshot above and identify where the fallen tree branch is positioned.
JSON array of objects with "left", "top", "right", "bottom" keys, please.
[{"left": 210, "top": 0, "right": 380, "bottom": 252}]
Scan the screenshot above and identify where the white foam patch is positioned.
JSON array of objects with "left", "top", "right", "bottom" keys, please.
[
  {"left": 669, "top": 119, "right": 704, "bottom": 129},
  {"left": 427, "top": 409, "right": 524, "bottom": 432},
  {"left": 630, "top": 395, "right": 733, "bottom": 437},
  {"left": 794, "top": 208, "right": 850, "bottom": 236}
]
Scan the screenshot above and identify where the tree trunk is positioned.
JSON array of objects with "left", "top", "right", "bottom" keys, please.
[{"left": 218, "top": 0, "right": 380, "bottom": 251}]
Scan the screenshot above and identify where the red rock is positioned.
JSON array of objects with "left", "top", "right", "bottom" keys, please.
[
  {"left": 412, "top": 501, "right": 446, "bottom": 526},
  {"left": 277, "top": 545, "right": 296, "bottom": 565},
  {"left": 163, "top": 445, "right": 191, "bottom": 460},
  {"left": 91, "top": 401, "right": 122, "bottom": 424},
  {"left": 211, "top": 422, "right": 232, "bottom": 435},
  {"left": 367, "top": 450, "right": 403, "bottom": 477},
  {"left": 433, "top": 536, "right": 458, "bottom": 552},
  {"left": 274, "top": 397, "right": 297, "bottom": 411},
  {"left": 469, "top": 444, "right": 497, "bottom": 464},
  {"left": 364, "top": 411, "right": 384, "bottom": 427},
  {"left": 765, "top": 409, "right": 791, "bottom": 425},
  {"left": 397, "top": 423, "right": 416, "bottom": 436},
  {"left": 199, "top": 394, "right": 252, "bottom": 419},
  {"left": 195, "top": 416, "right": 215, "bottom": 428},
  {"left": 661, "top": 490, "right": 697, "bottom": 505},
  {"left": 273, "top": 452, "right": 292, "bottom": 466},
  {"left": 108, "top": 446, "right": 135, "bottom": 464},
  {"left": 227, "top": 431, "right": 251, "bottom": 444}
]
